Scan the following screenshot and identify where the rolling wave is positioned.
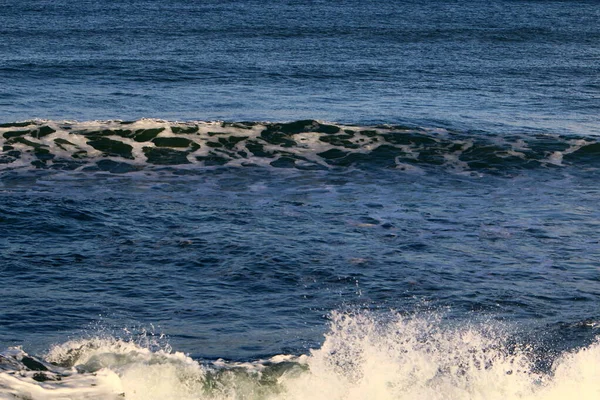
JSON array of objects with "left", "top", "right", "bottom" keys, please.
[
  {"left": 1, "top": 119, "right": 599, "bottom": 174},
  {"left": 1, "top": 312, "right": 598, "bottom": 399}
]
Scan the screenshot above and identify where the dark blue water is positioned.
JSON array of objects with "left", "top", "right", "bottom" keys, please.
[
  {"left": 2, "top": 0, "right": 600, "bottom": 133},
  {"left": 1, "top": 1, "right": 599, "bottom": 399}
]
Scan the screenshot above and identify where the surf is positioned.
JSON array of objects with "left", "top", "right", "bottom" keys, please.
[
  {"left": 1, "top": 312, "right": 598, "bottom": 399},
  {"left": 1, "top": 119, "right": 599, "bottom": 174}
]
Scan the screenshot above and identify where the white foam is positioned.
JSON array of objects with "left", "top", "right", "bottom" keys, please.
[
  {"left": 0, "top": 348, "right": 124, "bottom": 400},
  {"left": 281, "top": 312, "right": 600, "bottom": 400},
  {"left": 5, "top": 119, "right": 595, "bottom": 174},
  {"left": 2, "top": 313, "right": 598, "bottom": 400},
  {"left": 45, "top": 337, "right": 208, "bottom": 400},
  {"left": 546, "top": 151, "right": 564, "bottom": 166}
]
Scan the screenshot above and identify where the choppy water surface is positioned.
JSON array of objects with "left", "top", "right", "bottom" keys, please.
[
  {"left": 1, "top": 145, "right": 599, "bottom": 398},
  {"left": 2, "top": 0, "right": 600, "bottom": 134}
]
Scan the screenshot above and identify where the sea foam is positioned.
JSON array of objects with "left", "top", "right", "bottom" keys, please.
[
  {"left": 1, "top": 312, "right": 598, "bottom": 399},
  {"left": 2, "top": 119, "right": 598, "bottom": 174}
]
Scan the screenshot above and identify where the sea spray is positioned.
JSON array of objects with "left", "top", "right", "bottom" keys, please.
[{"left": 1, "top": 312, "right": 598, "bottom": 399}]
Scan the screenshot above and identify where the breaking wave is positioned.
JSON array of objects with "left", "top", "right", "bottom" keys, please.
[
  {"left": 1, "top": 312, "right": 598, "bottom": 399},
  {"left": 1, "top": 119, "right": 599, "bottom": 174}
]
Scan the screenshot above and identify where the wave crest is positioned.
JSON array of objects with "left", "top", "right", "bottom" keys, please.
[
  {"left": 1, "top": 312, "right": 599, "bottom": 399},
  {"left": 1, "top": 119, "right": 599, "bottom": 174}
]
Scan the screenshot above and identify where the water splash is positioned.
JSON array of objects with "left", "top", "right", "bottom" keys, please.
[{"left": 1, "top": 312, "right": 598, "bottom": 399}]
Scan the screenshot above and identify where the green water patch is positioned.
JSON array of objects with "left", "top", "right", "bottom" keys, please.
[
  {"left": 29, "top": 148, "right": 57, "bottom": 168},
  {"left": 152, "top": 137, "right": 200, "bottom": 151},
  {"left": 143, "top": 147, "right": 191, "bottom": 165},
  {"left": 317, "top": 152, "right": 367, "bottom": 167},
  {"left": 3, "top": 130, "right": 31, "bottom": 139},
  {"left": 54, "top": 138, "right": 79, "bottom": 151},
  {"left": 563, "top": 142, "right": 600, "bottom": 164},
  {"left": 98, "top": 129, "right": 133, "bottom": 138},
  {"left": 205, "top": 136, "right": 248, "bottom": 150},
  {"left": 53, "top": 138, "right": 77, "bottom": 151},
  {"left": 2, "top": 126, "right": 55, "bottom": 140},
  {"left": 318, "top": 133, "right": 359, "bottom": 149},
  {"left": 34, "top": 148, "right": 55, "bottom": 161},
  {"left": 83, "top": 128, "right": 164, "bottom": 142},
  {"left": 0, "top": 121, "right": 36, "bottom": 128},
  {"left": 0, "top": 150, "right": 21, "bottom": 164},
  {"left": 223, "top": 136, "right": 248, "bottom": 149},
  {"left": 269, "top": 153, "right": 326, "bottom": 170},
  {"left": 413, "top": 148, "right": 447, "bottom": 166},
  {"left": 260, "top": 130, "right": 297, "bottom": 147},
  {"left": 54, "top": 138, "right": 76, "bottom": 146},
  {"left": 526, "top": 138, "right": 571, "bottom": 157},
  {"left": 35, "top": 126, "right": 56, "bottom": 138},
  {"left": 71, "top": 150, "right": 88, "bottom": 159},
  {"left": 381, "top": 131, "right": 437, "bottom": 146},
  {"left": 262, "top": 120, "right": 340, "bottom": 136},
  {"left": 196, "top": 154, "right": 229, "bottom": 166},
  {"left": 360, "top": 130, "right": 378, "bottom": 137},
  {"left": 246, "top": 141, "right": 274, "bottom": 158},
  {"left": 318, "top": 145, "right": 404, "bottom": 168},
  {"left": 87, "top": 137, "right": 134, "bottom": 159},
  {"left": 6, "top": 137, "right": 49, "bottom": 149},
  {"left": 222, "top": 121, "right": 258, "bottom": 129},
  {"left": 132, "top": 128, "right": 165, "bottom": 142},
  {"left": 0, "top": 156, "right": 16, "bottom": 164},
  {"left": 171, "top": 126, "right": 199, "bottom": 134},
  {"left": 459, "top": 143, "right": 540, "bottom": 171},
  {"left": 459, "top": 144, "right": 509, "bottom": 168},
  {"left": 31, "top": 160, "right": 48, "bottom": 168}
]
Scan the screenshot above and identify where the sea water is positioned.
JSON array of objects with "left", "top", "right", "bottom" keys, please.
[{"left": 1, "top": 1, "right": 599, "bottom": 399}]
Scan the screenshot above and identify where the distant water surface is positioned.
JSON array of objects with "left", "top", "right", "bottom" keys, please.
[{"left": 1, "top": 0, "right": 599, "bottom": 399}]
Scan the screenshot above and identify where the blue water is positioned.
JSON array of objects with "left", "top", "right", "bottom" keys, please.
[
  {"left": 1, "top": 1, "right": 599, "bottom": 399},
  {"left": 2, "top": 0, "right": 600, "bottom": 133}
]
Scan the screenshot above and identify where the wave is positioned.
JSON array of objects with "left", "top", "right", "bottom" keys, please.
[
  {"left": 1, "top": 312, "right": 599, "bottom": 399},
  {"left": 1, "top": 119, "right": 599, "bottom": 174}
]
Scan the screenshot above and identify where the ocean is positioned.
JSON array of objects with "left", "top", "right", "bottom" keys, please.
[{"left": 0, "top": 0, "right": 599, "bottom": 399}]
